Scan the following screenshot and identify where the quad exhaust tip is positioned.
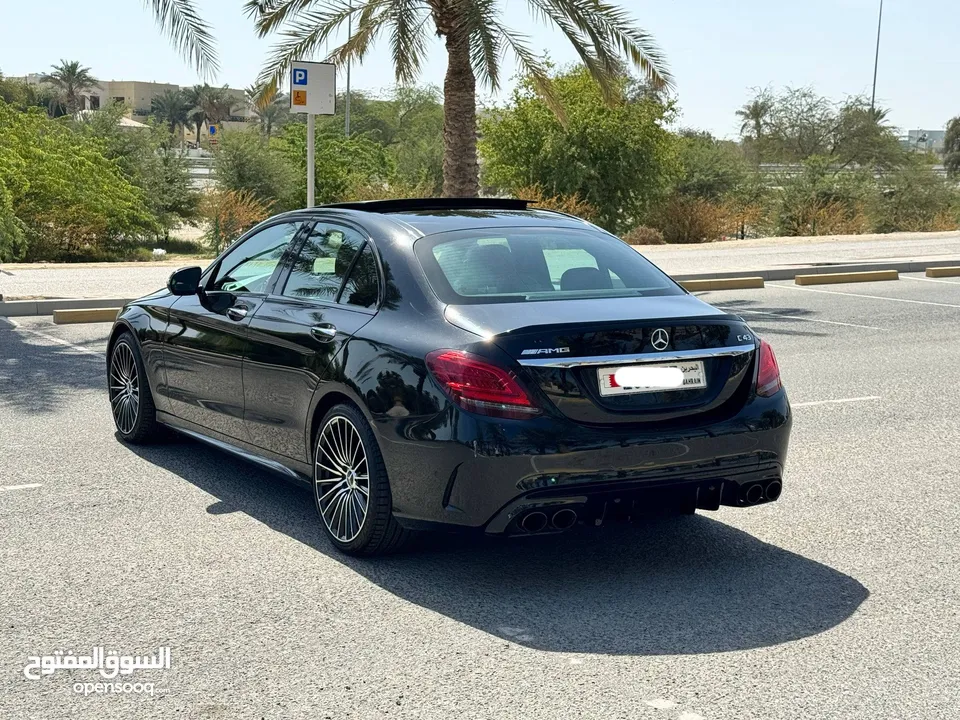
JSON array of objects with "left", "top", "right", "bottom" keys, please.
[
  {"left": 551, "top": 508, "right": 578, "bottom": 530},
  {"left": 744, "top": 484, "right": 765, "bottom": 505},
  {"left": 519, "top": 511, "right": 548, "bottom": 533},
  {"left": 765, "top": 480, "right": 783, "bottom": 502}
]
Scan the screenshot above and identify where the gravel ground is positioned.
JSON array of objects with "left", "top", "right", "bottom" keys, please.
[
  {"left": 0, "top": 273, "right": 958, "bottom": 719},
  {"left": 2, "top": 231, "right": 959, "bottom": 300}
]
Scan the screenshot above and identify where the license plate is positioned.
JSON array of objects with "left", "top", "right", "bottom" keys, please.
[{"left": 597, "top": 361, "right": 707, "bottom": 396}]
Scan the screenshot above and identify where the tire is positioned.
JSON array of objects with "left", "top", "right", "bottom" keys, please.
[
  {"left": 108, "top": 332, "right": 162, "bottom": 444},
  {"left": 312, "top": 403, "right": 412, "bottom": 556}
]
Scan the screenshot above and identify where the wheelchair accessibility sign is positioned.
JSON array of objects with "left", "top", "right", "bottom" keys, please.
[{"left": 289, "top": 61, "right": 336, "bottom": 115}]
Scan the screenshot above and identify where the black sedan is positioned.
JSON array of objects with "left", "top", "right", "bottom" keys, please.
[{"left": 106, "top": 198, "right": 791, "bottom": 555}]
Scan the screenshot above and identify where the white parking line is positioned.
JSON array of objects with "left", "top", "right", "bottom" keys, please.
[
  {"left": 770, "top": 283, "right": 960, "bottom": 309},
  {"left": 5, "top": 321, "right": 106, "bottom": 359},
  {"left": 792, "top": 396, "right": 881, "bottom": 408},
  {"left": 0, "top": 483, "right": 42, "bottom": 492},
  {"left": 715, "top": 307, "right": 883, "bottom": 330},
  {"left": 902, "top": 276, "right": 960, "bottom": 285}
]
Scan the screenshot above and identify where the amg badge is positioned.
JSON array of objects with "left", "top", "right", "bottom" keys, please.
[{"left": 520, "top": 347, "right": 571, "bottom": 356}]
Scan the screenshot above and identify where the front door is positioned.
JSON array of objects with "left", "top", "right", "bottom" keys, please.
[
  {"left": 161, "top": 220, "right": 305, "bottom": 441},
  {"left": 243, "top": 221, "right": 380, "bottom": 461}
]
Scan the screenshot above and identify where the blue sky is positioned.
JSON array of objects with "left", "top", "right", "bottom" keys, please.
[{"left": 1, "top": 0, "right": 957, "bottom": 137}]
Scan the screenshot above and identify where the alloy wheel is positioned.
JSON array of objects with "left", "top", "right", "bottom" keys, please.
[
  {"left": 109, "top": 342, "right": 140, "bottom": 435},
  {"left": 315, "top": 416, "right": 370, "bottom": 543}
]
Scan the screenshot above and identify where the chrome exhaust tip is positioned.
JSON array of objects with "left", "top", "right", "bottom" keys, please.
[
  {"left": 520, "top": 511, "right": 548, "bottom": 533},
  {"left": 551, "top": 508, "right": 578, "bottom": 530},
  {"left": 765, "top": 480, "right": 783, "bottom": 502},
  {"left": 744, "top": 484, "right": 764, "bottom": 505}
]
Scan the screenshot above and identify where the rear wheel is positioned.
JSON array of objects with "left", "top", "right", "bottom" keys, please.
[
  {"left": 312, "top": 403, "right": 412, "bottom": 556},
  {"left": 108, "top": 332, "right": 162, "bottom": 444}
]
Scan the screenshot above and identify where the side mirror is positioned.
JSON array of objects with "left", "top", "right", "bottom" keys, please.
[{"left": 167, "top": 266, "right": 202, "bottom": 296}]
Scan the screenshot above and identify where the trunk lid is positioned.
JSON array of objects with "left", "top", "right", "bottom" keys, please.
[{"left": 445, "top": 296, "right": 756, "bottom": 425}]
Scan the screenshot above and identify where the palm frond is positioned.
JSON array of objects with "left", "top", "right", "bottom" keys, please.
[
  {"left": 455, "top": 0, "right": 504, "bottom": 91},
  {"left": 491, "top": 23, "right": 568, "bottom": 127},
  {"left": 388, "top": 0, "right": 432, "bottom": 85},
  {"left": 145, "top": 0, "right": 220, "bottom": 78}
]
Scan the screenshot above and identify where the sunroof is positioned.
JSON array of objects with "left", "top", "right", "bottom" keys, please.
[{"left": 321, "top": 198, "right": 531, "bottom": 214}]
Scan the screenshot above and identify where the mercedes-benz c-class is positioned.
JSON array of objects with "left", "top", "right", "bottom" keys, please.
[{"left": 106, "top": 198, "right": 791, "bottom": 555}]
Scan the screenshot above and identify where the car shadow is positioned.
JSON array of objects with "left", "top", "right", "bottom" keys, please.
[{"left": 128, "top": 437, "right": 869, "bottom": 657}]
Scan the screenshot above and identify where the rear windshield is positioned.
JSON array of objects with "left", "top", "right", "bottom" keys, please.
[{"left": 414, "top": 226, "right": 683, "bottom": 304}]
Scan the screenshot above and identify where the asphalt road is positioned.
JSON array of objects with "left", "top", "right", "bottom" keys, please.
[
  {"left": 2, "top": 231, "right": 960, "bottom": 299},
  {"left": 1, "top": 273, "right": 959, "bottom": 719}
]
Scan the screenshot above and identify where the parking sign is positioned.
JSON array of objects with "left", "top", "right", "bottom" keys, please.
[{"left": 289, "top": 61, "right": 335, "bottom": 115}]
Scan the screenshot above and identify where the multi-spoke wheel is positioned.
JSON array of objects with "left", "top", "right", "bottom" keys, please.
[
  {"left": 108, "top": 332, "right": 161, "bottom": 444},
  {"left": 312, "top": 404, "right": 413, "bottom": 555},
  {"left": 315, "top": 416, "right": 370, "bottom": 543},
  {"left": 110, "top": 341, "right": 140, "bottom": 435}
]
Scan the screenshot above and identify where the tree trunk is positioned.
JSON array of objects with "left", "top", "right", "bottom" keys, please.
[{"left": 441, "top": 25, "right": 480, "bottom": 197}]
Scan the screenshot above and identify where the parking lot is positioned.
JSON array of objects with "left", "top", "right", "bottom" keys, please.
[{"left": 1, "top": 273, "right": 958, "bottom": 719}]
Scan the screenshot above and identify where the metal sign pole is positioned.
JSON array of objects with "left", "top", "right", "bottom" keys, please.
[{"left": 307, "top": 113, "right": 316, "bottom": 208}]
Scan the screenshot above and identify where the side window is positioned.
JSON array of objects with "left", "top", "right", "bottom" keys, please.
[
  {"left": 212, "top": 222, "right": 301, "bottom": 294},
  {"left": 282, "top": 224, "right": 364, "bottom": 301},
  {"left": 340, "top": 243, "right": 379, "bottom": 308}
]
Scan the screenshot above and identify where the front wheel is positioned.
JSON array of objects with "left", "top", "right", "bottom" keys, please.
[
  {"left": 312, "top": 403, "right": 412, "bottom": 556},
  {"left": 108, "top": 332, "right": 161, "bottom": 444}
]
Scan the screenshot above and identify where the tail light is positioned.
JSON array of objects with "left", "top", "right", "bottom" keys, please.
[
  {"left": 756, "top": 339, "right": 782, "bottom": 397},
  {"left": 425, "top": 350, "right": 540, "bottom": 420}
]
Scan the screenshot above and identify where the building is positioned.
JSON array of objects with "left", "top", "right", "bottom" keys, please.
[{"left": 903, "top": 129, "right": 946, "bottom": 154}]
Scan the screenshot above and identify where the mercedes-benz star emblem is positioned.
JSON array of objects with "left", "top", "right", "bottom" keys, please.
[{"left": 651, "top": 328, "right": 670, "bottom": 351}]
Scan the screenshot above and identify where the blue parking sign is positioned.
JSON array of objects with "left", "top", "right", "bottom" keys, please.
[{"left": 293, "top": 68, "right": 308, "bottom": 85}]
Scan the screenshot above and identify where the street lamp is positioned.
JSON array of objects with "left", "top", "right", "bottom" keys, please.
[{"left": 870, "top": 0, "right": 883, "bottom": 114}]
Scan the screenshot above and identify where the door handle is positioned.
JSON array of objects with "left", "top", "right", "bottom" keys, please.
[
  {"left": 226, "top": 306, "right": 248, "bottom": 321},
  {"left": 311, "top": 324, "right": 337, "bottom": 341}
]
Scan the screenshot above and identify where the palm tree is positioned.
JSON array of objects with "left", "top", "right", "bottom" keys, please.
[
  {"left": 144, "top": 0, "right": 219, "bottom": 77},
  {"left": 246, "top": 84, "right": 289, "bottom": 139},
  {"left": 183, "top": 84, "right": 209, "bottom": 143},
  {"left": 41, "top": 60, "right": 99, "bottom": 116},
  {"left": 200, "top": 85, "right": 237, "bottom": 127},
  {"left": 736, "top": 93, "right": 773, "bottom": 141},
  {"left": 241, "top": 0, "right": 671, "bottom": 197},
  {"left": 151, "top": 88, "right": 191, "bottom": 138}
]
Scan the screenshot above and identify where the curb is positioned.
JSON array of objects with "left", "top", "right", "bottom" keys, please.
[
  {"left": 926, "top": 266, "right": 960, "bottom": 278},
  {"left": 670, "top": 258, "right": 960, "bottom": 282},
  {"left": 0, "top": 297, "right": 134, "bottom": 318},
  {"left": 795, "top": 270, "right": 899, "bottom": 286},
  {"left": 53, "top": 308, "right": 122, "bottom": 324},
  {"left": 679, "top": 277, "right": 764, "bottom": 291}
]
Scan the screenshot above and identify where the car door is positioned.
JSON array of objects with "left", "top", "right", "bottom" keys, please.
[
  {"left": 161, "top": 220, "right": 306, "bottom": 441},
  {"left": 242, "top": 220, "right": 380, "bottom": 462}
]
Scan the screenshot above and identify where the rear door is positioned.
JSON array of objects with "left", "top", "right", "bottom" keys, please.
[{"left": 242, "top": 221, "right": 380, "bottom": 462}]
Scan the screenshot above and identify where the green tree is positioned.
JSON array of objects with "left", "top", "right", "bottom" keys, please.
[
  {"left": 0, "top": 101, "right": 156, "bottom": 261},
  {"left": 74, "top": 104, "right": 199, "bottom": 237},
  {"left": 945, "top": 117, "right": 960, "bottom": 178},
  {"left": 41, "top": 60, "right": 100, "bottom": 116},
  {"left": 480, "top": 65, "right": 677, "bottom": 233},
  {"left": 245, "top": 0, "right": 671, "bottom": 198},
  {"left": 213, "top": 128, "right": 299, "bottom": 210},
  {"left": 273, "top": 122, "right": 393, "bottom": 206},
  {"left": 200, "top": 85, "right": 237, "bottom": 127},
  {"left": 736, "top": 91, "right": 772, "bottom": 141},
  {"left": 870, "top": 157, "right": 959, "bottom": 232},
  {"left": 674, "top": 130, "right": 749, "bottom": 201},
  {"left": 182, "top": 84, "right": 209, "bottom": 142}
]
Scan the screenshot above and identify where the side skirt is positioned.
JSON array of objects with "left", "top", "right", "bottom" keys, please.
[{"left": 156, "top": 411, "right": 313, "bottom": 489}]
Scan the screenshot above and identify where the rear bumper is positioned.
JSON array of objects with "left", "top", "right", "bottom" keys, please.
[{"left": 375, "top": 391, "right": 791, "bottom": 535}]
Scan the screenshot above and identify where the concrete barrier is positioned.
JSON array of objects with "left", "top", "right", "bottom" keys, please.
[
  {"left": 925, "top": 266, "right": 960, "bottom": 278},
  {"left": 680, "top": 277, "right": 764, "bottom": 291},
  {"left": 795, "top": 270, "right": 899, "bottom": 286},
  {"left": 53, "top": 308, "right": 120, "bottom": 324}
]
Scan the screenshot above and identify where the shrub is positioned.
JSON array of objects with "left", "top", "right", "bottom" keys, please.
[
  {"left": 654, "top": 194, "right": 727, "bottom": 244},
  {"left": 514, "top": 184, "right": 599, "bottom": 223},
  {"left": 621, "top": 225, "right": 665, "bottom": 245},
  {"left": 214, "top": 129, "right": 299, "bottom": 211},
  {"left": 200, "top": 190, "right": 272, "bottom": 254}
]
